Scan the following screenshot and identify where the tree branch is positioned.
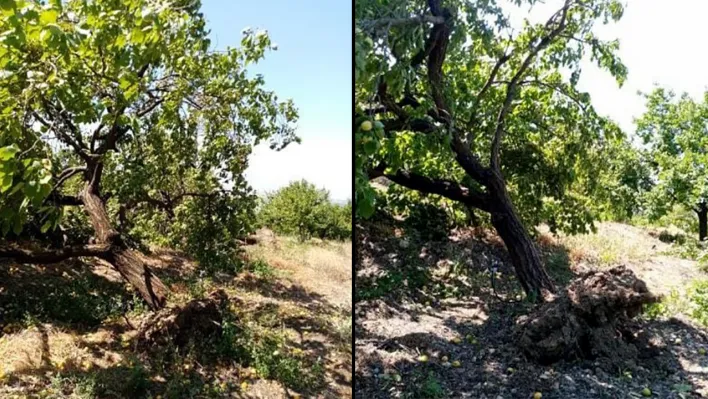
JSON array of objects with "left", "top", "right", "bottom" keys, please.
[
  {"left": 358, "top": 15, "right": 446, "bottom": 34},
  {"left": 490, "top": 0, "right": 572, "bottom": 171},
  {"left": 97, "top": 64, "right": 152, "bottom": 153},
  {"left": 0, "top": 244, "right": 111, "bottom": 264},
  {"left": 369, "top": 163, "right": 492, "bottom": 212}
]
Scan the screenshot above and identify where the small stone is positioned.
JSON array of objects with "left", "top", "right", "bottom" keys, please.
[{"left": 552, "top": 382, "right": 559, "bottom": 390}]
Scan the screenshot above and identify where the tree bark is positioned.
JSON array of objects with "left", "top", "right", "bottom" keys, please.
[
  {"left": 698, "top": 202, "right": 707, "bottom": 242},
  {"left": 488, "top": 173, "right": 556, "bottom": 300},
  {"left": 79, "top": 178, "right": 168, "bottom": 310}
]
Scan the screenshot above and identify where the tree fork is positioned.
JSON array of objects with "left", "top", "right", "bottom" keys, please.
[{"left": 79, "top": 179, "right": 168, "bottom": 310}]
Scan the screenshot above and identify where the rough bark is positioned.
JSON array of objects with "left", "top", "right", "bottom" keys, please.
[
  {"left": 79, "top": 177, "right": 168, "bottom": 310},
  {"left": 488, "top": 173, "right": 556, "bottom": 300},
  {"left": 698, "top": 203, "right": 707, "bottom": 241}
]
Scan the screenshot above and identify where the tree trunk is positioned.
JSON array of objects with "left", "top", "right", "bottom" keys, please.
[
  {"left": 79, "top": 183, "right": 168, "bottom": 310},
  {"left": 698, "top": 203, "right": 708, "bottom": 242},
  {"left": 487, "top": 173, "right": 556, "bottom": 301}
]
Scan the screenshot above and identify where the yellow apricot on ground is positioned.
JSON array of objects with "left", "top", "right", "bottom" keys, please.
[
  {"left": 417, "top": 355, "right": 429, "bottom": 363},
  {"left": 451, "top": 360, "right": 461, "bottom": 368},
  {"left": 700, "top": 348, "right": 706, "bottom": 355},
  {"left": 533, "top": 392, "right": 542, "bottom": 399},
  {"left": 451, "top": 337, "right": 461, "bottom": 344},
  {"left": 441, "top": 355, "right": 449, "bottom": 362},
  {"left": 641, "top": 387, "right": 652, "bottom": 397}
]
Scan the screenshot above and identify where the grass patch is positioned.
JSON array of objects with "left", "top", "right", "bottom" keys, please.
[
  {"left": 222, "top": 304, "right": 327, "bottom": 393},
  {"left": 407, "top": 371, "right": 445, "bottom": 399},
  {"left": 643, "top": 280, "right": 708, "bottom": 327}
]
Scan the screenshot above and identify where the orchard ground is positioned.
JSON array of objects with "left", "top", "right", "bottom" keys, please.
[
  {"left": 355, "top": 220, "right": 708, "bottom": 399},
  {"left": 0, "top": 230, "right": 352, "bottom": 398}
]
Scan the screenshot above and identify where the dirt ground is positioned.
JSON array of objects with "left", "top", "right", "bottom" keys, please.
[
  {"left": 355, "top": 221, "right": 708, "bottom": 399},
  {"left": 0, "top": 233, "right": 352, "bottom": 398}
]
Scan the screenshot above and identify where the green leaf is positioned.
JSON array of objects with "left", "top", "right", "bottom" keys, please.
[
  {"left": 39, "top": 9, "right": 58, "bottom": 24},
  {"left": 0, "top": 0, "right": 15, "bottom": 11},
  {"left": 131, "top": 27, "right": 145, "bottom": 44},
  {"left": 0, "top": 173, "right": 12, "bottom": 193},
  {"left": 357, "top": 197, "right": 375, "bottom": 218},
  {"left": 40, "top": 219, "right": 53, "bottom": 233},
  {"left": 0, "top": 145, "right": 18, "bottom": 161}
]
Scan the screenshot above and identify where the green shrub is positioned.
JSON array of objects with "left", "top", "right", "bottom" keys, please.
[
  {"left": 688, "top": 280, "right": 708, "bottom": 326},
  {"left": 258, "top": 180, "right": 351, "bottom": 241}
]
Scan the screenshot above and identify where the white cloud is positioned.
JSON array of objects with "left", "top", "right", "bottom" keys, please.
[{"left": 245, "top": 135, "right": 352, "bottom": 202}]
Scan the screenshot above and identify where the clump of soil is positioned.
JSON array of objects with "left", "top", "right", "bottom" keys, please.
[
  {"left": 137, "top": 289, "right": 229, "bottom": 350},
  {"left": 515, "top": 266, "right": 659, "bottom": 369}
]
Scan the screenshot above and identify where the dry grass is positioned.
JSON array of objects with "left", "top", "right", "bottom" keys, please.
[
  {"left": 538, "top": 222, "right": 659, "bottom": 268},
  {"left": 0, "top": 233, "right": 352, "bottom": 398},
  {"left": 245, "top": 235, "right": 352, "bottom": 309}
]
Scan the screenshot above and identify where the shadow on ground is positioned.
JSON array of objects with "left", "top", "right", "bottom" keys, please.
[
  {"left": 355, "top": 220, "right": 708, "bottom": 399},
  {"left": 0, "top": 249, "right": 351, "bottom": 398}
]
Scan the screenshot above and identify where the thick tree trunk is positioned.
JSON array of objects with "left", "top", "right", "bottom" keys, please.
[
  {"left": 488, "top": 173, "right": 555, "bottom": 301},
  {"left": 698, "top": 203, "right": 707, "bottom": 242},
  {"left": 79, "top": 182, "right": 168, "bottom": 310}
]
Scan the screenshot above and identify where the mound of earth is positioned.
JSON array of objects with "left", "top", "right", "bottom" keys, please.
[
  {"left": 137, "top": 289, "right": 230, "bottom": 350},
  {"left": 515, "top": 266, "right": 659, "bottom": 369}
]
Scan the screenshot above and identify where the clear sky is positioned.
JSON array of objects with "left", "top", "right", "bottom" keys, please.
[
  {"left": 199, "top": 0, "right": 352, "bottom": 202},
  {"left": 506, "top": 0, "right": 708, "bottom": 136}
]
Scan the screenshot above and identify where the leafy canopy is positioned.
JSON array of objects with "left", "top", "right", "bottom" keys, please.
[
  {"left": 0, "top": 0, "right": 299, "bottom": 268},
  {"left": 636, "top": 87, "right": 708, "bottom": 218},
  {"left": 355, "top": 0, "right": 629, "bottom": 235}
]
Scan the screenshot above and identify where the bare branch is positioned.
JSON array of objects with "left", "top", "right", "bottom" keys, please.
[
  {"left": 358, "top": 15, "right": 446, "bottom": 34},
  {"left": 369, "top": 163, "right": 492, "bottom": 212},
  {"left": 490, "top": 0, "right": 572, "bottom": 171}
]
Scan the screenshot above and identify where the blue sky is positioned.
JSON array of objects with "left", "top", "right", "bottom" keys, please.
[{"left": 200, "top": 0, "right": 352, "bottom": 202}]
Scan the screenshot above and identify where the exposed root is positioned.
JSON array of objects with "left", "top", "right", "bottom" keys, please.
[
  {"left": 515, "top": 266, "right": 659, "bottom": 369},
  {"left": 136, "top": 289, "right": 229, "bottom": 350}
]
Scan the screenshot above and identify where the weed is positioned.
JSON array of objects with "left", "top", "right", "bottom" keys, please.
[
  {"left": 246, "top": 258, "right": 277, "bottom": 281},
  {"left": 409, "top": 371, "right": 444, "bottom": 399}
]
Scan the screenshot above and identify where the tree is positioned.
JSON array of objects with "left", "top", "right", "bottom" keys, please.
[
  {"left": 355, "top": 0, "right": 627, "bottom": 300},
  {"left": 258, "top": 180, "right": 351, "bottom": 241},
  {"left": 636, "top": 87, "right": 708, "bottom": 241},
  {"left": 0, "top": 0, "right": 298, "bottom": 309}
]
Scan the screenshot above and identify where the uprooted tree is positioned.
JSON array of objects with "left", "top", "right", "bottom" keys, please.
[
  {"left": 354, "top": 0, "right": 628, "bottom": 300},
  {"left": 0, "top": 0, "right": 298, "bottom": 309}
]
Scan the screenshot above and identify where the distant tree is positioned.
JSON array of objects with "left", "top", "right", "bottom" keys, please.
[
  {"left": 636, "top": 87, "right": 708, "bottom": 240},
  {"left": 0, "top": 0, "right": 298, "bottom": 308},
  {"left": 355, "top": 0, "right": 627, "bottom": 300},
  {"left": 258, "top": 180, "right": 351, "bottom": 241}
]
